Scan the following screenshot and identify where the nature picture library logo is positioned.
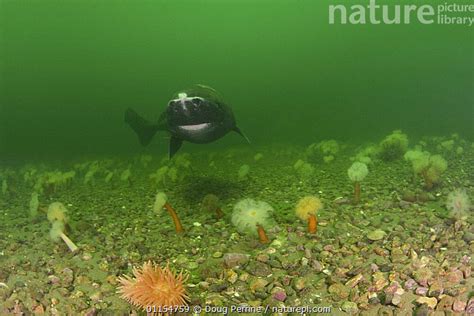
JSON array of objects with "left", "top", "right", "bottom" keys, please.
[{"left": 328, "top": 0, "right": 474, "bottom": 26}]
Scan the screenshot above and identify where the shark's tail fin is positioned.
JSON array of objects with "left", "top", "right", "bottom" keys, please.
[{"left": 124, "top": 108, "right": 160, "bottom": 146}]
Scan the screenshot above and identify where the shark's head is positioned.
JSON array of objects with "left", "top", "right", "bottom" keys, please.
[{"left": 167, "top": 91, "right": 223, "bottom": 127}]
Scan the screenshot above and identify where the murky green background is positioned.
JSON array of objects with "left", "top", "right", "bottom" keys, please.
[{"left": 1, "top": 0, "right": 472, "bottom": 161}]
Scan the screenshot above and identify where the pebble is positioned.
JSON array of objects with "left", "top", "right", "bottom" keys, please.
[
  {"left": 320, "top": 250, "right": 331, "bottom": 258},
  {"left": 265, "top": 247, "right": 277, "bottom": 254},
  {"left": 452, "top": 299, "right": 466, "bottom": 312},
  {"left": 270, "top": 239, "right": 283, "bottom": 248},
  {"left": 341, "top": 301, "right": 358, "bottom": 314},
  {"left": 415, "top": 287, "right": 428, "bottom": 296},
  {"left": 367, "top": 230, "right": 386, "bottom": 241},
  {"left": 446, "top": 269, "right": 463, "bottom": 284},
  {"left": 413, "top": 268, "right": 432, "bottom": 287},
  {"left": 379, "top": 264, "right": 392, "bottom": 272},
  {"left": 209, "top": 283, "right": 227, "bottom": 292},
  {"left": 292, "top": 277, "right": 305, "bottom": 291},
  {"left": 256, "top": 253, "right": 269, "bottom": 263},
  {"left": 372, "top": 272, "right": 389, "bottom": 291},
  {"left": 246, "top": 261, "right": 272, "bottom": 277},
  {"left": 226, "top": 270, "right": 238, "bottom": 284},
  {"left": 345, "top": 273, "right": 363, "bottom": 288},
  {"left": 404, "top": 278, "right": 417, "bottom": 290},
  {"left": 384, "top": 281, "right": 404, "bottom": 306},
  {"left": 271, "top": 288, "right": 287, "bottom": 302},
  {"left": 106, "top": 275, "right": 117, "bottom": 285},
  {"left": 347, "top": 266, "right": 363, "bottom": 277},
  {"left": 328, "top": 283, "right": 349, "bottom": 300},
  {"left": 466, "top": 298, "right": 474, "bottom": 314},
  {"left": 268, "top": 259, "right": 282, "bottom": 268},
  {"left": 89, "top": 291, "right": 102, "bottom": 302},
  {"left": 47, "top": 275, "right": 60, "bottom": 285},
  {"left": 239, "top": 272, "right": 249, "bottom": 282},
  {"left": 223, "top": 253, "right": 249, "bottom": 268},
  {"left": 368, "top": 293, "right": 380, "bottom": 305},
  {"left": 428, "top": 280, "right": 443, "bottom": 297},
  {"left": 416, "top": 296, "right": 437, "bottom": 309},
  {"left": 460, "top": 265, "right": 471, "bottom": 278},
  {"left": 249, "top": 278, "right": 269, "bottom": 293},
  {"left": 377, "top": 305, "right": 394, "bottom": 315},
  {"left": 390, "top": 248, "right": 407, "bottom": 263},
  {"left": 370, "top": 263, "right": 379, "bottom": 272},
  {"left": 212, "top": 251, "right": 223, "bottom": 258},
  {"left": 415, "top": 304, "right": 430, "bottom": 316},
  {"left": 32, "top": 304, "right": 45, "bottom": 314},
  {"left": 248, "top": 300, "right": 262, "bottom": 307},
  {"left": 391, "top": 294, "right": 402, "bottom": 306},
  {"left": 60, "top": 268, "right": 74, "bottom": 287},
  {"left": 374, "top": 247, "right": 388, "bottom": 257},
  {"left": 186, "top": 261, "right": 199, "bottom": 270},
  {"left": 323, "top": 244, "right": 334, "bottom": 252},
  {"left": 311, "top": 260, "right": 323, "bottom": 272},
  {"left": 436, "top": 295, "right": 453, "bottom": 311},
  {"left": 84, "top": 308, "right": 98, "bottom": 316}
]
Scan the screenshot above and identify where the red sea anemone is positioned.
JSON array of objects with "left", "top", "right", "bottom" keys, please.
[{"left": 117, "top": 261, "right": 189, "bottom": 313}]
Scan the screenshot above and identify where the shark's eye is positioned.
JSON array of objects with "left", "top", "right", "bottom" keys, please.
[{"left": 192, "top": 98, "right": 202, "bottom": 106}]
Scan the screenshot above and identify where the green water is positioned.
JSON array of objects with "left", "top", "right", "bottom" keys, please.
[
  {"left": 1, "top": 0, "right": 472, "bottom": 161},
  {"left": 0, "top": 2, "right": 473, "bottom": 314}
]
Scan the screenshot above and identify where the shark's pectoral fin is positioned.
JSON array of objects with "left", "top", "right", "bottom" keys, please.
[
  {"left": 169, "top": 136, "right": 183, "bottom": 159},
  {"left": 233, "top": 126, "right": 251, "bottom": 144}
]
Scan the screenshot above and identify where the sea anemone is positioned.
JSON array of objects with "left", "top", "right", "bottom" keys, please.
[
  {"left": 201, "top": 194, "right": 224, "bottom": 218},
  {"left": 153, "top": 192, "right": 184, "bottom": 233},
  {"left": 29, "top": 192, "right": 39, "bottom": 217},
  {"left": 347, "top": 162, "right": 369, "bottom": 204},
  {"left": 352, "top": 145, "right": 378, "bottom": 164},
  {"left": 293, "top": 159, "right": 314, "bottom": 179},
  {"left": 118, "top": 261, "right": 189, "bottom": 313},
  {"left": 404, "top": 150, "right": 447, "bottom": 189},
  {"left": 424, "top": 155, "right": 447, "bottom": 189},
  {"left": 231, "top": 198, "right": 273, "bottom": 244},
  {"left": 42, "top": 171, "right": 76, "bottom": 194},
  {"left": 47, "top": 202, "right": 69, "bottom": 223},
  {"left": 446, "top": 189, "right": 471, "bottom": 219},
  {"left": 120, "top": 168, "right": 132, "bottom": 185},
  {"left": 295, "top": 196, "right": 323, "bottom": 234},
  {"left": 305, "top": 139, "right": 340, "bottom": 163},
  {"left": 49, "top": 221, "right": 78, "bottom": 252},
  {"left": 238, "top": 164, "right": 250, "bottom": 181},
  {"left": 378, "top": 130, "right": 408, "bottom": 161},
  {"left": 254, "top": 153, "right": 264, "bottom": 162}
]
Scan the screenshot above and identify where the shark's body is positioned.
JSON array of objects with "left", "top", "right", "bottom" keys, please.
[{"left": 125, "top": 84, "right": 249, "bottom": 158}]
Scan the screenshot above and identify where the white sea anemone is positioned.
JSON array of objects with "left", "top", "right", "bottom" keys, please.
[
  {"left": 446, "top": 189, "right": 471, "bottom": 219},
  {"left": 348, "top": 162, "right": 369, "bottom": 182},
  {"left": 47, "top": 202, "right": 68, "bottom": 223},
  {"left": 231, "top": 199, "right": 273, "bottom": 236},
  {"left": 153, "top": 192, "right": 168, "bottom": 213}
]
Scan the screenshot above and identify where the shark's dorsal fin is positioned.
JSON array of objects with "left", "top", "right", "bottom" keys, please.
[{"left": 169, "top": 136, "right": 183, "bottom": 159}]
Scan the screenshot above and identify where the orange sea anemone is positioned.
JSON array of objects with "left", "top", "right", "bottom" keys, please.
[
  {"left": 117, "top": 261, "right": 189, "bottom": 313},
  {"left": 295, "top": 196, "right": 323, "bottom": 234}
]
